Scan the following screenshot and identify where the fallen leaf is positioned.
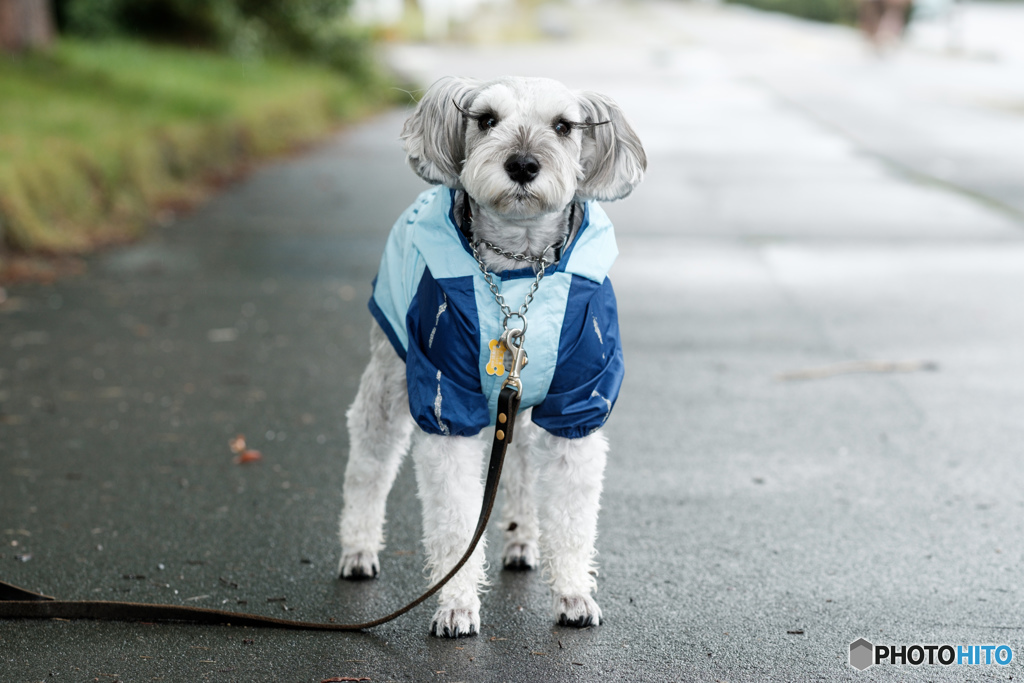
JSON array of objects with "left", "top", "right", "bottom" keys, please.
[{"left": 234, "top": 449, "right": 262, "bottom": 464}]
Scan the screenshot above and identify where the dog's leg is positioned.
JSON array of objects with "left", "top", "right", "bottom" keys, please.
[
  {"left": 338, "top": 324, "right": 414, "bottom": 580},
  {"left": 411, "top": 432, "right": 488, "bottom": 638},
  {"left": 534, "top": 428, "right": 608, "bottom": 627},
  {"left": 500, "top": 410, "right": 540, "bottom": 571}
]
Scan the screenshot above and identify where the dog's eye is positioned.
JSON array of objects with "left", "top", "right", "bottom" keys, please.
[
  {"left": 553, "top": 120, "right": 572, "bottom": 137},
  {"left": 477, "top": 115, "right": 499, "bottom": 131}
]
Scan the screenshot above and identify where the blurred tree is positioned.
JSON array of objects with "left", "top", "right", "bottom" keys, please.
[
  {"left": 52, "top": 0, "right": 371, "bottom": 76},
  {"left": 725, "top": 0, "right": 859, "bottom": 24},
  {"left": 0, "top": 0, "right": 55, "bottom": 53}
]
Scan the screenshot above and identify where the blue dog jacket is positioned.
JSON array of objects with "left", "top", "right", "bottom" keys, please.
[{"left": 369, "top": 188, "right": 624, "bottom": 439}]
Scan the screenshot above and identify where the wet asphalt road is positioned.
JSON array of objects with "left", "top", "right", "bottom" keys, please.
[{"left": 4, "top": 2, "right": 1024, "bottom": 681}]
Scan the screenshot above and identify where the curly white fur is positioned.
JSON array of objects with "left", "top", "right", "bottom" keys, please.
[
  {"left": 338, "top": 75, "right": 645, "bottom": 637},
  {"left": 534, "top": 427, "right": 608, "bottom": 625},
  {"left": 338, "top": 324, "right": 415, "bottom": 580},
  {"left": 411, "top": 431, "right": 489, "bottom": 637}
]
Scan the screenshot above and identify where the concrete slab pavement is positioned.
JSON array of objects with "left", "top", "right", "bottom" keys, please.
[
  {"left": 3, "top": 1, "right": 1024, "bottom": 680},
  {"left": 665, "top": 1, "right": 1024, "bottom": 217}
]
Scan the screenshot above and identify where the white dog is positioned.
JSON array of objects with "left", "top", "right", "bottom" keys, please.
[{"left": 338, "top": 76, "right": 645, "bottom": 637}]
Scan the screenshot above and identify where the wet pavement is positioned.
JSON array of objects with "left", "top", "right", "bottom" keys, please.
[{"left": 3, "top": 1, "right": 1024, "bottom": 681}]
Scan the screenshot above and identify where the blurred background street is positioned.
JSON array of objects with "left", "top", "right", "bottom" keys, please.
[{"left": 2, "top": 0, "right": 1024, "bottom": 680}]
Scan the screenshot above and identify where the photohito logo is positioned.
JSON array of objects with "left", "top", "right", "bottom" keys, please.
[{"left": 849, "top": 638, "right": 1013, "bottom": 671}]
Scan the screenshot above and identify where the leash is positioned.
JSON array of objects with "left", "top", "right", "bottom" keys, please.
[
  {"left": 0, "top": 385, "right": 523, "bottom": 630},
  {"left": 1, "top": 193, "right": 561, "bottom": 631}
]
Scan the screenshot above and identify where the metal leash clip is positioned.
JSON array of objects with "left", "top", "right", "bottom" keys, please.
[{"left": 500, "top": 326, "right": 528, "bottom": 396}]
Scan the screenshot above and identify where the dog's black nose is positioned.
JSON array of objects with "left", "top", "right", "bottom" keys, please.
[{"left": 504, "top": 154, "right": 540, "bottom": 185}]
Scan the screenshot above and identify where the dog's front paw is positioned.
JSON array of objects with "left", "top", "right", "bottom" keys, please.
[
  {"left": 555, "top": 594, "right": 602, "bottom": 628},
  {"left": 501, "top": 541, "right": 539, "bottom": 571},
  {"left": 430, "top": 606, "right": 480, "bottom": 638},
  {"left": 338, "top": 550, "right": 379, "bottom": 580}
]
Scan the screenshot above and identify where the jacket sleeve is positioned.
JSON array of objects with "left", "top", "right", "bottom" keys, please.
[{"left": 531, "top": 275, "right": 625, "bottom": 439}]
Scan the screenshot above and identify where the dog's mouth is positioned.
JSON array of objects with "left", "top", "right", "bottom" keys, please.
[
  {"left": 512, "top": 187, "right": 533, "bottom": 203},
  {"left": 493, "top": 186, "right": 552, "bottom": 217}
]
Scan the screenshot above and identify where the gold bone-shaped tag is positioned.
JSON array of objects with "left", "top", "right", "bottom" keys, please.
[{"left": 485, "top": 338, "right": 507, "bottom": 376}]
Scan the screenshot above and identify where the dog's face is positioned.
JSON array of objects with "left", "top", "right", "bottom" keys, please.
[
  {"left": 460, "top": 78, "right": 586, "bottom": 217},
  {"left": 402, "top": 77, "right": 646, "bottom": 217}
]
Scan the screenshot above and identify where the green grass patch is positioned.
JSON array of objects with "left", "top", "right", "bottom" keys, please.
[
  {"left": 725, "top": 0, "right": 859, "bottom": 25},
  {"left": 0, "top": 39, "right": 396, "bottom": 253}
]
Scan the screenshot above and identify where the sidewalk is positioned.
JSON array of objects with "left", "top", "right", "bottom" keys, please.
[{"left": 3, "top": 1, "right": 1024, "bottom": 681}]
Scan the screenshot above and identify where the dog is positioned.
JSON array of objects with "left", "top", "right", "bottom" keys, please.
[{"left": 337, "top": 76, "right": 645, "bottom": 637}]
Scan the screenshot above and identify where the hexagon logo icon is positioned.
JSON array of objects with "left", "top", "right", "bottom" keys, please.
[{"left": 850, "top": 638, "right": 874, "bottom": 671}]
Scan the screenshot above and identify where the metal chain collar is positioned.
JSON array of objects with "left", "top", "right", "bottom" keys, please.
[
  {"left": 470, "top": 239, "right": 556, "bottom": 337},
  {"left": 475, "top": 238, "right": 563, "bottom": 265},
  {"left": 463, "top": 195, "right": 574, "bottom": 340}
]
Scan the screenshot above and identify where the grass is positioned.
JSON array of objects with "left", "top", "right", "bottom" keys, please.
[
  {"left": 725, "top": 0, "right": 859, "bottom": 25},
  {"left": 0, "top": 39, "right": 396, "bottom": 255}
]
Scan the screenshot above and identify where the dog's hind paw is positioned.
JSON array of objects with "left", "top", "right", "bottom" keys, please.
[
  {"left": 430, "top": 606, "right": 480, "bottom": 638},
  {"left": 338, "top": 550, "right": 379, "bottom": 580},
  {"left": 555, "top": 594, "right": 602, "bottom": 628},
  {"left": 501, "top": 541, "right": 539, "bottom": 571}
]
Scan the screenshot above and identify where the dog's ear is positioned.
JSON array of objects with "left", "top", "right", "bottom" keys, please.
[
  {"left": 575, "top": 91, "right": 647, "bottom": 202},
  {"left": 401, "top": 77, "right": 480, "bottom": 187}
]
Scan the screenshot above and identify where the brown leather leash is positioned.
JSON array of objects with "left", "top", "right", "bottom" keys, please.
[{"left": 0, "top": 385, "right": 522, "bottom": 631}]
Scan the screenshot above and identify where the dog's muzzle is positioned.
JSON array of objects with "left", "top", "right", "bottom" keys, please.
[{"left": 504, "top": 154, "right": 540, "bottom": 185}]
